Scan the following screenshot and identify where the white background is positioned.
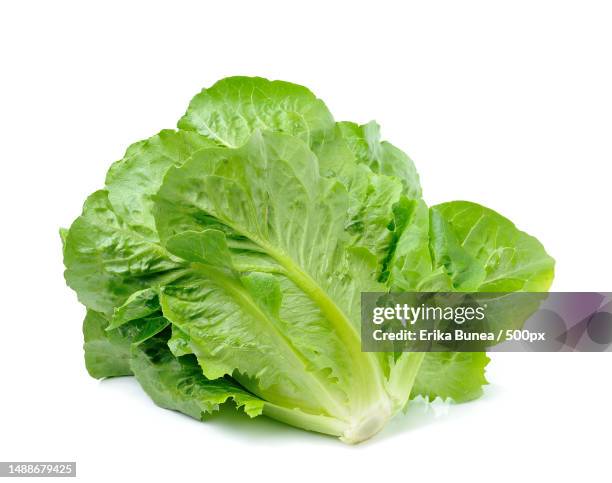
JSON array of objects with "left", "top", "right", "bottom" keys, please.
[{"left": 1, "top": 1, "right": 610, "bottom": 481}]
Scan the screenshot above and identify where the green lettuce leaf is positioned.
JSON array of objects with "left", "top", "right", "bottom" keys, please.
[
  {"left": 105, "top": 129, "right": 215, "bottom": 240},
  {"left": 336, "top": 121, "right": 421, "bottom": 200},
  {"left": 431, "top": 201, "right": 555, "bottom": 292},
  {"left": 63, "top": 190, "right": 183, "bottom": 316},
  {"left": 412, "top": 352, "right": 491, "bottom": 403},
  {"left": 153, "top": 131, "right": 407, "bottom": 441},
  {"left": 82, "top": 309, "right": 134, "bottom": 379},
  {"left": 178, "top": 76, "right": 335, "bottom": 148},
  {"left": 108, "top": 288, "right": 160, "bottom": 330},
  {"left": 406, "top": 201, "right": 554, "bottom": 402},
  {"left": 131, "top": 331, "right": 265, "bottom": 419}
]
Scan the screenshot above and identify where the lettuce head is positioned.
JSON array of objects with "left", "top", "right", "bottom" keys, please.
[{"left": 62, "top": 77, "right": 554, "bottom": 443}]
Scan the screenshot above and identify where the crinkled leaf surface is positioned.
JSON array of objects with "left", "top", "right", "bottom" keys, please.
[
  {"left": 154, "top": 132, "right": 393, "bottom": 425},
  {"left": 412, "top": 352, "right": 491, "bottom": 403},
  {"left": 336, "top": 121, "right": 421, "bottom": 200},
  {"left": 431, "top": 201, "right": 555, "bottom": 292},
  {"left": 63, "top": 190, "right": 183, "bottom": 316},
  {"left": 178, "top": 76, "right": 335, "bottom": 148},
  {"left": 131, "top": 331, "right": 265, "bottom": 419},
  {"left": 106, "top": 129, "right": 215, "bottom": 240},
  {"left": 405, "top": 201, "right": 554, "bottom": 402}
]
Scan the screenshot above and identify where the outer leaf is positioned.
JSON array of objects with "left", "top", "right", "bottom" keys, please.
[
  {"left": 408, "top": 201, "right": 554, "bottom": 403},
  {"left": 154, "top": 131, "right": 385, "bottom": 330},
  {"left": 159, "top": 221, "right": 354, "bottom": 419},
  {"left": 336, "top": 121, "right": 421, "bottom": 200},
  {"left": 83, "top": 310, "right": 133, "bottom": 379},
  {"left": 131, "top": 332, "right": 265, "bottom": 419},
  {"left": 161, "top": 229, "right": 353, "bottom": 418},
  {"left": 105, "top": 130, "right": 215, "bottom": 240},
  {"left": 154, "top": 131, "right": 394, "bottom": 433},
  {"left": 411, "top": 352, "right": 490, "bottom": 403},
  {"left": 66, "top": 130, "right": 214, "bottom": 317},
  {"left": 63, "top": 190, "right": 183, "bottom": 316},
  {"left": 178, "top": 76, "right": 335, "bottom": 148},
  {"left": 133, "top": 332, "right": 351, "bottom": 437},
  {"left": 431, "top": 201, "right": 555, "bottom": 291}
]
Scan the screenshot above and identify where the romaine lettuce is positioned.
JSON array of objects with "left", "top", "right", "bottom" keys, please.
[{"left": 62, "top": 77, "right": 554, "bottom": 443}]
